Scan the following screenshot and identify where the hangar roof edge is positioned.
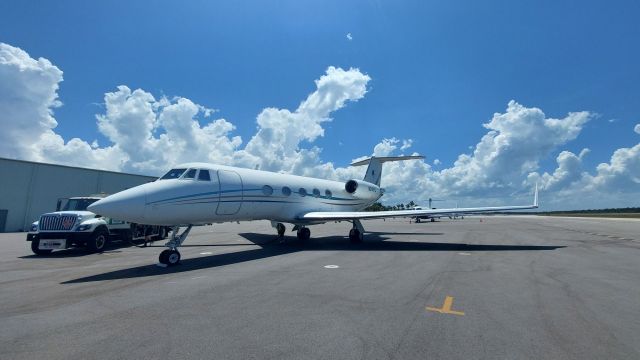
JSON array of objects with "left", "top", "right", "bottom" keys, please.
[{"left": 0, "top": 157, "right": 157, "bottom": 180}]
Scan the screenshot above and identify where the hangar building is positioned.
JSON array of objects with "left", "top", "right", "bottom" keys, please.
[{"left": 0, "top": 157, "right": 156, "bottom": 232}]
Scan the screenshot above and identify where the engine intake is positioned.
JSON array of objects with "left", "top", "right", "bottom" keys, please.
[{"left": 345, "top": 179, "right": 359, "bottom": 194}]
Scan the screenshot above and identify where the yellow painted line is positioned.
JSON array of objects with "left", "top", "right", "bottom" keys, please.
[{"left": 426, "top": 296, "right": 465, "bottom": 316}]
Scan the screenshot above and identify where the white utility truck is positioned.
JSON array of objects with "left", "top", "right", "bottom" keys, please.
[{"left": 27, "top": 195, "right": 168, "bottom": 255}]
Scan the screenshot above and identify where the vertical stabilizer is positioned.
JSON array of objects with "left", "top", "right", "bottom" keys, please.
[
  {"left": 363, "top": 158, "right": 383, "bottom": 185},
  {"left": 350, "top": 155, "right": 425, "bottom": 186}
]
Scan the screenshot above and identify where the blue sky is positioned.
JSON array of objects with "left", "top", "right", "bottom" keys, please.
[{"left": 1, "top": 1, "right": 639, "bottom": 209}]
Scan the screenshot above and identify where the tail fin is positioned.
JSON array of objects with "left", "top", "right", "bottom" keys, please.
[{"left": 350, "top": 155, "right": 425, "bottom": 186}]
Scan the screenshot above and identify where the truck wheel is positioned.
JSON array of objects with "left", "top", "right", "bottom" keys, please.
[
  {"left": 31, "top": 239, "right": 53, "bottom": 256},
  {"left": 87, "top": 229, "right": 109, "bottom": 253},
  {"left": 152, "top": 226, "right": 167, "bottom": 241}
]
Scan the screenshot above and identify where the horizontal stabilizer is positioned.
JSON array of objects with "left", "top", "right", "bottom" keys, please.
[
  {"left": 351, "top": 155, "right": 425, "bottom": 186},
  {"left": 350, "top": 155, "right": 425, "bottom": 167}
]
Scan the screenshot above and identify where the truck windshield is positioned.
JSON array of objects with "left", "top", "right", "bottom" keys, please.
[
  {"left": 159, "top": 168, "right": 187, "bottom": 180},
  {"left": 63, "top": 199, "right": 99, "bottom": 211}
]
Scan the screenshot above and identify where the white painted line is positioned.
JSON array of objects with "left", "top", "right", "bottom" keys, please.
[
  {"left": 191, "top": 276, "right": 205, "bottom": 280},
  {"left": 324, "top": 265, "right": 340, "bottom": 269},
  {"left": 156, "top": 263, "right": 167, "bottom": 268},
  {"left": 200, "top": 252, "right": 213, "bottom": 255},
  {"left": 458, "top": 252, "right": 471, "bottom": 256}
]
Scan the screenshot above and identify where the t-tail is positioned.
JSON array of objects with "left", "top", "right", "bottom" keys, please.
[{"left": 350, "top": 155, "right": 425, "bottom": 186}]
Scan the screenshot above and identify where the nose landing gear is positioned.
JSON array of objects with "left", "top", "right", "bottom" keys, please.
[
  {"left": 159, "top": 249, "right": 181, "bottom": 265},
  {"left": 158, "top": 225, "right": 193, "bottom": 266}
]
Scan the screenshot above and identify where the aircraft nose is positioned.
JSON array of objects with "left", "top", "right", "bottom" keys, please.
[{"left": 88, "top": 187, "right": 147, "bottom": 222}]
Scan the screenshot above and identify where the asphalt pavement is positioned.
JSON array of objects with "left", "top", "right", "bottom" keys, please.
[{"left": 1, "top": 215, "right": 639, "bottom": 359}]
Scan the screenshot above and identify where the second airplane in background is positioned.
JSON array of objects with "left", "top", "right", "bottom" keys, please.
[{"left": 89, "top": 156, "right": 539, "bottom": 266}]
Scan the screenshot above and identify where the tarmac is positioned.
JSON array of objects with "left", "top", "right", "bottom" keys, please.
[{"left": 1, "top": 215, "right": 639, "bottom": 359}]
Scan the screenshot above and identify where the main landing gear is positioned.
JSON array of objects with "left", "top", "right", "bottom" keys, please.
[
  {"left": 273, "top": 220, "right": 366, "bottom": 244},
  {"left": 279, "top": 223, "right": 311, "bottom": 242},
  {"left": 158, "top": 225, "right": 193, "bottom": 266},
  {"left": 349, "top": 219, "right": 365, "bottom": 243},
  {"left": 296, "top": 227, "right": 310, "bottom": 241}
]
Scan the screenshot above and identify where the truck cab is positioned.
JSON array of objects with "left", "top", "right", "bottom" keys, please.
[{"left": 27, "top": 195, "right": 167, "bottom": 255}]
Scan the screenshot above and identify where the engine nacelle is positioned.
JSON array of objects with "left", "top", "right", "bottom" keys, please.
[{"left": 345, "top": 179, "right": 379, "bottom": 194}]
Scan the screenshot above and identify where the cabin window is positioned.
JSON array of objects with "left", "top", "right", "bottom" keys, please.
[
  {"left": 262, "top": 185, "right": 274, "bottom": 196},
  {"left": 312, "top": 188, "right": 320, "bottom": 197},
  {"left": 299, "top": 188, "right": 307, "bottom": 197},
  {"left": 183, "top": 168, "right": 197, "bottom": 179},
  {"left": 282, "top": 186, "right": 291, "bottom": 196},
  {"left": 198, "top": 170, "right": 211, "bottom": 181},
  {"left": 160, "top": 168, "right": 187, "bottom": 180},
  {"left": 325, "top": 190, "right": 332, "bottom": 198}
]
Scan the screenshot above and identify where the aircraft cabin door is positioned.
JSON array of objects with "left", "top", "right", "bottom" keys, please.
[{"left": 216, "top": 170, "right": 243, "bottom": 215}]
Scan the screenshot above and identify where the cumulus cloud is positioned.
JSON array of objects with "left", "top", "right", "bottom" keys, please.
[
  {"left": 0, "top": 43, "right": 63, "bottom": 159},
  {"left": 0, "top": 43, "right": 123, "bottom": 170},
  {"left": 0, "top": 43, "right": 370, "bottom": 177},
  {"left": 530, "top": 149, "right": 590, "bottom": 191},
  {"left": 346, "top": 33, "right": 353, "bottom": 41},
  {"left": 588, "top": 142, "right": 640, "bottom": 192},
  {"left": 2, "top": 42, "right": 639, "bottom": 209},
  {"left": 525, "top": 125, "right": 640, "bottom": 208},
  {"left": 400, "top": 139, "right": 413, "bottom": 151},
  {"left": 635, "top": 124, "right": 640, "bottom": 134},
  {"left": 435, "top": 101, "right": 591, "bottom": 197},
  {"left": 237, "top": 66, "right": 370, "bottom": 173}
]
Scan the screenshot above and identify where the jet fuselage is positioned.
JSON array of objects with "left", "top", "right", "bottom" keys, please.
[{"left": 89, "top": 162, "right": 382, "bottom": 226}]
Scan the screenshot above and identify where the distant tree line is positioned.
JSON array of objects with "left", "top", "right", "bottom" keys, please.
[
  {"left": 536, "top": 207, "right": 640, "bottom": 215},
  {"left": 364, "top": 201, "right": 417, "bottom": 211}
]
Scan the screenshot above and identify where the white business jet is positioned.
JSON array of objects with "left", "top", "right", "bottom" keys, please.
[{"left": 88, "top": 156, "right": 538, "bottom": 266}]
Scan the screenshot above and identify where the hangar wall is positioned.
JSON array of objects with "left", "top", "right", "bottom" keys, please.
[{"left": 0, "top": 158, "right": 156, "bottom": 232}]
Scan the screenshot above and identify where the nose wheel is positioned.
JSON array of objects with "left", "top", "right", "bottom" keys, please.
[
  {"left": 159, "top": 249, "right": 181, "bottom": 266},
  {"left": 158, "top": 225, "right": 191, "bottom": 266}
]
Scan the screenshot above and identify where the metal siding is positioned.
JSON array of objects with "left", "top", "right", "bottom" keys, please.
[
  {"left": 0, "top": 158, "right": 156, "bottom": 232},
  {"left": 0, "top": 159, "right": 33, "bottom": 232}
]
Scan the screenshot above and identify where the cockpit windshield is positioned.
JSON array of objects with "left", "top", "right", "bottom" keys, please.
[
  {"left": 63, "top": 198, "right": 98, "bottom": 211},
  {"left": 159, "top": 168, "right": 187, "bottom": 180},
  {"left": 183, "top": 168, "right": 197, "bottom": 179}
]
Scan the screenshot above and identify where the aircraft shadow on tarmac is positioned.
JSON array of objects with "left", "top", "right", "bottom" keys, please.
[{"left": 61, "top": 233, "right": 565, "bottom": 284}]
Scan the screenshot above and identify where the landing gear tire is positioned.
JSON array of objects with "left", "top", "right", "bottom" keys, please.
[
  {"left": 416, "top": 218, "right": 421, "bottom": 223},
  {"left": 430, "top": 218, "right": 435, "bottom": 222},
  {"left": 349, "top": 228, "right": 363, "bottom": 243},
  {"left": 159, "top": 249, "right": 181, "bottom": 266},
  {"left": 31, "top": 238, "right": 53, "bottom": 255},
  {"left": 297, "top": 227, "right": 310, "bottom": 241},
  {"left": 87, "top": 229, "right": 108, "bottom": 253},
  {"left": 276, "top": 223, "right": 286, "bottom": 237}
]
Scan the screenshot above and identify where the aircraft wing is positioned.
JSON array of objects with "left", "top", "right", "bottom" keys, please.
[
  {"left": 301, "top": 186, "right": 538, "bottom": 221},
  {"left": 300, "top": 204, "right": 537, "bottom": 221}
]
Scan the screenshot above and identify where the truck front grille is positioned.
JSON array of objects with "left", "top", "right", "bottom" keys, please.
[{"left": 39, "top": 215, "right": 77, "bottom": 231}]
